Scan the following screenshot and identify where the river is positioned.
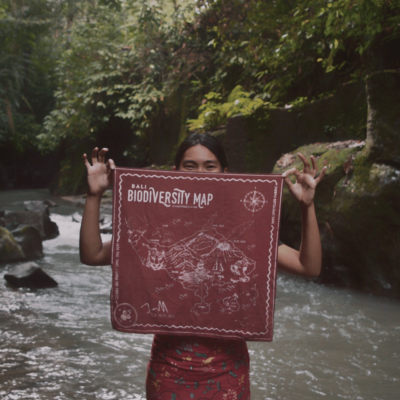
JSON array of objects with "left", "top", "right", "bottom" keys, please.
[{"left": 0, "top": 189, "right": 399, "bottom": 400}]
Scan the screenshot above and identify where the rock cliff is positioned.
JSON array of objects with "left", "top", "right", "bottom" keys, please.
[{"left": 271, "top": 71, "right": 400, "bottom": 299}]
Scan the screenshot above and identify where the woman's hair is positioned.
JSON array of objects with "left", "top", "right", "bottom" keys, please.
[{"left": 174, "top": 133, "right": 229, "bottom": 171}]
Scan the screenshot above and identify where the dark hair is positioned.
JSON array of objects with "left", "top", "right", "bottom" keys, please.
[{"left": 174, "top": 133, "right": 229, "bottom": 171}]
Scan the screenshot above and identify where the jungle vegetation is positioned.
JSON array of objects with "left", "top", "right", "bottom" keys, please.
[{"left": 1, "top": 0, "right": 399, "bottom": 193}]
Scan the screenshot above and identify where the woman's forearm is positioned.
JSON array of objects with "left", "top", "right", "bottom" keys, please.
[
  {"left": 79, "top": 194, "right": 111, "bottom": 266},
  {"left": 298, "top": 202, "right": 322, "bottom": 276},
  {"left": 278, "top": 154, "right": 325, "bottom": 276},
  {"left": 277, "top": 202, "right": 322, "bottom": 277}
]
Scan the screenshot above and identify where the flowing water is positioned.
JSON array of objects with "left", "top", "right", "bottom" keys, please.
[{"left": 0, "top": 190, "right": 399, "bottom": 400}]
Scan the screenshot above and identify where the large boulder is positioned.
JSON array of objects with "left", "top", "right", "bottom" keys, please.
[
  {"left": 273, "top": 139, "right": 400, "bottom": 299},
  {"left": 0, "top": 227, "right": 25, "bottom": 263},
  {"left": 4, "top": 262, "right": 58, "bottom": 289},
  {"left": 4, "top": 210, "right": 59, "bottom": 241},
  {"left": 11, "top": 226, "right": 43, "bottom": 260}
]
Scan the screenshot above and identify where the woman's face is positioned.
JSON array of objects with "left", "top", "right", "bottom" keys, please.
[{"left": 176, "top": 144, "right": 228, "bottom": 173}]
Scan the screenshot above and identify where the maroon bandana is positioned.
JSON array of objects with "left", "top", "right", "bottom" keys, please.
[{"left": 111, "top": 168, "right": 283, "bottom": 341}]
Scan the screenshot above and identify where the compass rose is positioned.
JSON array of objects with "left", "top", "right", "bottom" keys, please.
[{"left": 242, "top": 189, "right": 266, "bottom": 213}]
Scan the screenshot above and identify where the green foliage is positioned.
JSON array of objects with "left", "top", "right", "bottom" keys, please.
[
  {"left": 185, "top": 0, "right": 400, "bottom": 134},
  {"left": 0, "top": 0, "right": 55, "bottom": 149},
  {"left": 38, "top": 0, "right": 194, "bottom": 155},
  {"left": 2, "top": 0, "right": 400, "bottom": 192},
  {"left": 188, "top": 85, "right": 266, "bottom": 131},
  {"left": 25, "top": 0, "right": 400, "bottom": 152},
  {"left": 38, "top": 4, "right": 128, "bottom": 150},
  {"left": 200, "top": 0, "right": 399, "bottom": 102}
]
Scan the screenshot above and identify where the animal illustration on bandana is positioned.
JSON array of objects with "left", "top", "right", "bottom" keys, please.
[{"left": 126, "top": 213, "right": 257, "bottom": 315}]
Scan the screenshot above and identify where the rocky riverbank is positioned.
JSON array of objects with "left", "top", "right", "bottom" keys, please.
[
  {"left": 271, "top": 71, "right": 400, "bottom": 299},
  {"left": 219, "top": 70, "right": 400, "bottom": 299},
  {"left": 0, "top": 200, "right": 59, "bottom": 264}
]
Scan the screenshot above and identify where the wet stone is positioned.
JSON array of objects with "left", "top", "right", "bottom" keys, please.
[
  {"left": 44, "top": 199, "right": 58, "bottom": 208},
  {"left": 11, "top": 226, "right": 43, "bottom": 261},
  {"left": 100, "top": 221, "right": 113, "bottom": 234},
  {"left": 4, "top": 262, "right": 58, "bottom": 289},
  {"left": 24, "top": 200, "right": 49, "bottom": 214},
  {"left": 0, "top": 227, "right": 25, "bottom": 263},
  {"left": 4, "top": 210, "right": 59, "bottom": 241}
]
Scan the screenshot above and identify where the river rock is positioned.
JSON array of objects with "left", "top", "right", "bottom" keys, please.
[
  {"left": 24, "top": 200, "right": 49, "bottom": 214},
  {"left": 0, "top": 227, "right": 25, "bottom": 263},
  {"left": 11, "top": 226, "right": 43, "bottom": 260},
  {"left": 60, "top": 195, "right": 87, "bottom": 207},
  {"left": 4, "top": 210, "right": 59, "bottom": 241},
  {"left": 44, "top": 199, "right": 58, "bottom": 208},
  {"left": 273, "top": 139, "right": 400, "bottom": 300},
  {"left": 100, "top": 221, "right": 113, "bottom": 234},
  {"left": 61, "top": 192, "right": 113, "bottom": 213},
  {"left": 4, "top": 262, "right": 58, "bottom": 289},
  {"left": 23, "top": 200, "right": 58, "bottom": 213}
]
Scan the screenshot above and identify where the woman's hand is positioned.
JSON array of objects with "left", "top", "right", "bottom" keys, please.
[
  {"left": 83, "top": 147, "right": 115, "bottom": 197},
  {"left": 278, "top": 153, "right": 326, "bottom": 277},
  {"left": 80, "top": 147, "right": 114, "bottom": 266},
  {"left": 282, "top": 153, "right": 327, "bottom": 208}
]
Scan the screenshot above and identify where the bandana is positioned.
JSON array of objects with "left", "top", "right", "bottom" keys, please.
[{"left": 111, "top": 168, "right": 283, "bottom": 341}]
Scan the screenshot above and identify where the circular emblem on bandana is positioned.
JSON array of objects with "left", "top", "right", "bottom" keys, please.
[
  {"left": 242, "top": 189, "right": 266, "bottom": 213},
  {"left": 114, "top": 303, "right": 137, "bottom": 327}
]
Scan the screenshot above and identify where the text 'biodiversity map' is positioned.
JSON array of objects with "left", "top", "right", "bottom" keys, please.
[{"left": 111, "top": 168, "right": 283, "bottom": 341}]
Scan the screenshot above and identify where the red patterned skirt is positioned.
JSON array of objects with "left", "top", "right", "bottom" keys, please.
[{"left": 146, "top": 335, "right": 250, "bottom": 400}]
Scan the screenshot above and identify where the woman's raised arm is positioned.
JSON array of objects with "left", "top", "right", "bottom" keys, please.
[
  {"left": 277, "top": 153, "right": 327, "bottom": 277},
  {"left": 79, "top": 147, "right": 114, "bottom": 266}
]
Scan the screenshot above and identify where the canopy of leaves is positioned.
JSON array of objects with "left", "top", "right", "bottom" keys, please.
[
  {"left": 186, "top": 0, "right": 400, "bottom": 129},
  {"left": 0, "top": 0, "right": 56, "bottom": 151},
  {"left": 1, "top": 0, "right": 400, "bottom": 190},
  {"left": 43, "top": 0, "right": 400, "bottom": 142}
]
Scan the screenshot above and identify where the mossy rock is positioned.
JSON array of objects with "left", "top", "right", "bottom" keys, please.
[
  {"left": 273, "top": 141, "right": 400, "bottom": 299},
  {"left": 0, "top": 228, "right": 25, "bottom": 264},
  {"left": 4, "top": 210, "right": 59, "bottom": 241},
  {"left": 273, "top": 143, "right": 360, "bottom": 222},
  {"left": 11, "top": 226, "right": 43, "bottom": 261}
]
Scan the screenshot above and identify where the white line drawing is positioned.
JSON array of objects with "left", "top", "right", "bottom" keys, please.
[
  {"left": 217, "top": 293, "right": 240, "bottom": 314},
  {"left": 242, "top": 188, "right": 266, "bottom": 213},
  {"left": 115, "top": 171, "right": 281, "bottom": 337},
  {"left": 234, "top": 316, "right": 255, "bottom": 328},
  {"left": 217, "top": 285, "right": 258, "bottom": 314},
  {"left": 245, "top": 284, "right": 259, "bottom": 306},
  {"left": 114, "top": 303, "right": 138, "bottom": 327},
  {"left": 141, "top": 301, "right": 169, "bottom": 317},
  {"left": 126, "top": 213, "right": 257, "bottom": 316}
]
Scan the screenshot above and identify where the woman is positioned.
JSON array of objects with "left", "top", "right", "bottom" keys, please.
[{"left": 80, "top": 133, "right": 326, "bottom": 399}]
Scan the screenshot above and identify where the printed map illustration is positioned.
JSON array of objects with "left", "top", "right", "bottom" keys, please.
[
  {"left": 125, "top": 213, "right": 259, "bottom": 316},
  {"left": 111, "top": 168, "right": 283, "bottom": 340}
]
